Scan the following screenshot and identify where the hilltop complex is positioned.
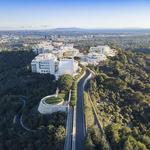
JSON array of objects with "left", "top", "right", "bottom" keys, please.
[{"left": 31, "top": 40, "right": 116, "bottom": 78}]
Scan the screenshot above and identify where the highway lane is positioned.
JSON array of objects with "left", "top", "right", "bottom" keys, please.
[{"left": 76, "top": 69, "right": 91, "bottom": 150}]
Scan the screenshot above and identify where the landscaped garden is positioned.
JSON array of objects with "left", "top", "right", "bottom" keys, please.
[{"left": 45, "top": 94, "right": 65, "bottom": 104}]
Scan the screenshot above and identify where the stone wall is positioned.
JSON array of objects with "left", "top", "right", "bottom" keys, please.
[{"left": 38, "top": 94, "right": 68, "bottom": 114}]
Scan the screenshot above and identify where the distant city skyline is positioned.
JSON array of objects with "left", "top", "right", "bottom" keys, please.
[{"left": 0, "top": 0, "right": 150, "bottom": 30}]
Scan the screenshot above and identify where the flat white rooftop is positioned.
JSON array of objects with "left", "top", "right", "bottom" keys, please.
[{"left": 32, "top": 53, "right": 56, "bottom": 61}]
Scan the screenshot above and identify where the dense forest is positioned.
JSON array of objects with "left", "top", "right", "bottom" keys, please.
[
  {"left": 87, "top": 50, "right": 150, "bottom": 150},
  {"left": 0, "top": 51, "right": 66, "bottom": 150}
]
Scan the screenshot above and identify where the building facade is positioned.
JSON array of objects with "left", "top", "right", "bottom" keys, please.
[
  {"left": 57, "top": 58, "right": 78, "bottom": 76},
  {"left": 86, "top": 52, "right": 107, "bottom": 65},
  {"left": 31, "top": 53, "right": 78, "bottom": 79},
  {"left": 89, "top": 45, "right": 116, "bottom": 56},
  {"left": 33, "top": 41, "right": 54, "bottom": 54},
  {"left": 31, "top": 53, "right": 57, "bottom": 74}
]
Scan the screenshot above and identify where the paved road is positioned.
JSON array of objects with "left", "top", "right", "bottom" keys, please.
[
  {"left": 76, "top": 70, "right": 91, "bottom": 150},
  {"left": 64, "top": 107, "right": 73, "bottom": 150}
]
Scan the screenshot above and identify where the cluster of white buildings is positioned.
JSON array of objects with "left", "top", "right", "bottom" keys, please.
[
  {"left": 89, "top": 45, "right": 116, "bottom": 57},
  {"left": 84, "top": 53, "right": 107, "bottom": 65},
  {"left": 33, "top": 40, "right": 79, "bottom": 58},
  {"left": 31, "top": 40, "right": 116, "bottom": 78},
  {"left": 31, "top": 40, "right": 79, "bottom": 79},
  {"left": 80, "top": 45, "right": 116, "bottom": 65},
  {"left": 33, "top": 41, "right": 54, "bottom": 54}
]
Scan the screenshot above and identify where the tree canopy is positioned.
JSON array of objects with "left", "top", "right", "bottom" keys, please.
[
  {"left": 58, "top": 74, "right": 73, "bottom": 91},
  {"left": 87, "top": 49, "right": 150, "bottom": 150}
]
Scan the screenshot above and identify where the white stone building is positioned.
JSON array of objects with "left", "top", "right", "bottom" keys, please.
[
  {"left": 80, "top": 52, "right": 107, "bottom": 66},
  {"left": 86, "top": 52, "right": 107, "bottom": 65},
  {"left": 52, "top": 41, "right": 64, "bottom": 48},
  {"left": 61, "top": 43, "right": 74, "bottom": 50},
  {"left": 89, "top": 45, "right": 116, "bottom": 57},
  {"left": 51, "top": 48, "right": 64, "bottom": 58},
  {"left": 33, "top": 41, "right": 79, "bottom": 58},
  {"left": 79, "top": 45, "right": 116, "bottom": 66},
  {"left": 31, "top": 53, "right": 78, "bottom": 79},
  {"left": 57, "top": 43, "right": 79, "bottom": 57},
  {"left": 49, "top": 43, "right": 79, "bottom": 58},
  {"left": 57, "top": 58, "right": 78, "bottom": 76},
  {"left": 33, "top": 41, "right": 54, "bottom": 54},
  {"left": 31, "top": 53, "right": 57, "bottom": 74}
]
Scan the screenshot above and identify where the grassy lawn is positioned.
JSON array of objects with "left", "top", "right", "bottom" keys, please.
[
  {"left": 45, "top": 91, "right": 69, "bottom": 104},
  {"left": 45, "top": 95, "right": 64, "bottom": 104}
]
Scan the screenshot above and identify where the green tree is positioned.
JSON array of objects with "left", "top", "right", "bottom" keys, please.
[
  {"left": 58, "top": 74, "right": 73, "bottom": 91},
  {"left": 124, "top": 136, "right": 148, "bottom": 150}
]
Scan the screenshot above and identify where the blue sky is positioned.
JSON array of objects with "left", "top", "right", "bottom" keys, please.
[{"left": 0, "top": 0, "right": 150, "bottom": 30}]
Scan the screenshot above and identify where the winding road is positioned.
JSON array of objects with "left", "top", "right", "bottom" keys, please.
[
  {"left": 76, "top": 69, "right": 91, "bottom": 150},
  {"left": 13, "top": 96, "right": 35, "bottom": 132}
]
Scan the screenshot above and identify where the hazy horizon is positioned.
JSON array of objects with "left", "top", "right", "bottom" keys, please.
[{"left": 1, "top": 27, "right": 150, "bottom": 32}]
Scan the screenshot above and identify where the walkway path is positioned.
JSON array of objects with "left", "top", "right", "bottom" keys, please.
[{"left": 13, "top": 96, "right": 35, "bottom": 132}]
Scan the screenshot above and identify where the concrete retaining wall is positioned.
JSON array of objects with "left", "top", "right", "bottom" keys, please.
[{"left": 38, "top": 94, "right": 68, "bottom": 114}]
